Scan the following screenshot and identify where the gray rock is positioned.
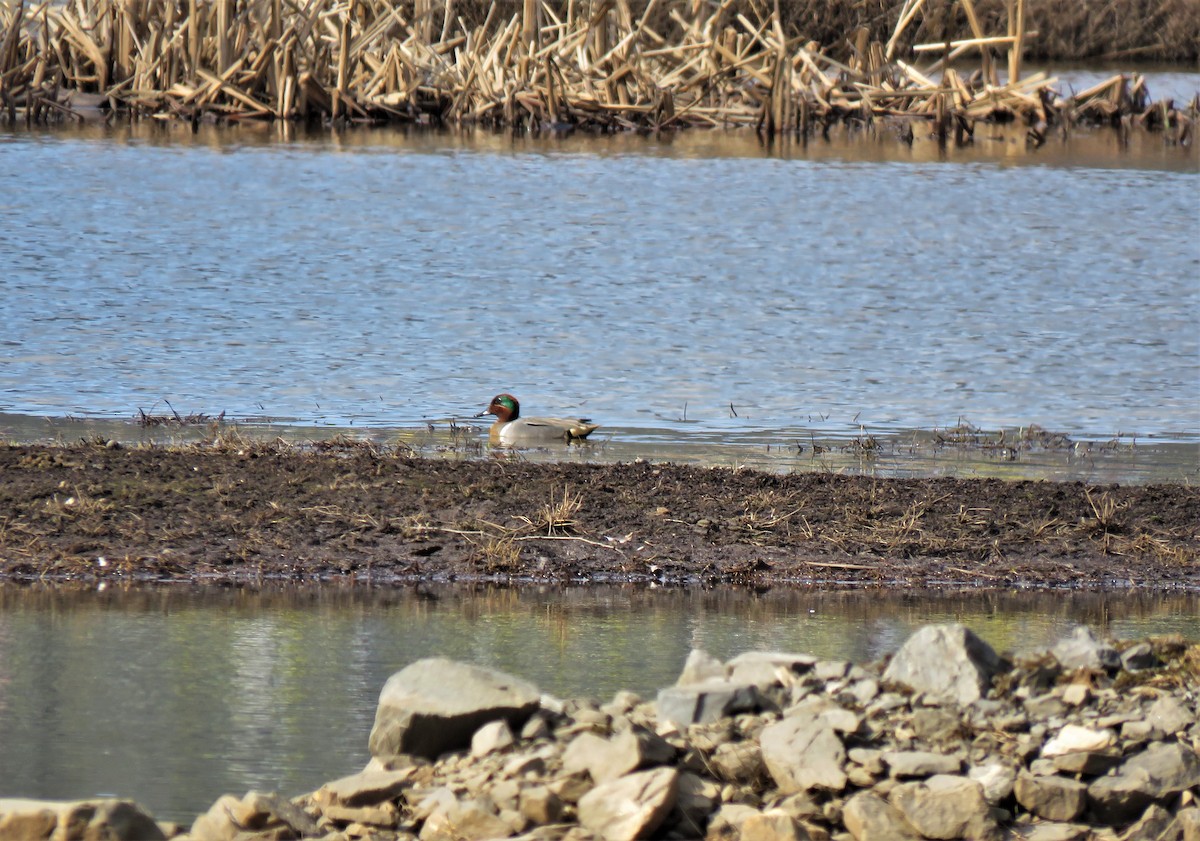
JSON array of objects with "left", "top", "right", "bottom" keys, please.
[
  {"left": 841, "top": 791, "right": 920, "bottom": 841},
  {"left": 1013, "top": 770, "right": 1087, "bottom": 822},
  {"left": 0, "top": 798, "right": 166, "bottom": 841},
  {"left": 670, "top": 772, "right": 721, "bottom": 836},
  {"left": 472, "top": 719, "right": 516, "bottom": 756},
  {"left": 1147, "top": 695, "right": 1195, "bottom": 736},
  {"left": 710, "top": 741, "right": 766, "bottom": 784},
  {"left": 888, "top": 775, "right": 995, "bottom": 840},
  {"left": 784, "top": 696, "right": 861, "bottom": 735},
  {"left": 760, "top": 717, "right": 847, "bottom": 793},
  {"left": 1160, "top": 807, "right": 1200, "bottom": 841},
  {"left": 726, "top": 652, "right": 818, "bottom": 687},
  {"left": 1051, "top": 626, "right": 1121, "bottom": 671},
  {"left": 657, "top": 679, "right": 766, "bottom": 726},
  {"left": 577, "top": 767, "right": 679, "bottom": 841},
  {"left": 420, "top": 795, "right": 513, "bottom": 841},
  {"left": 740, "top": 808, "right": 812, "bottom": 841},
  {"left": 881, "top": 624, "right": 1008, "bottom": 706},
  {"left": 882, "top": 750, "right": 962, "bottom": 778},
  {"left": 1120, "top": 643, "right": 1158, "bottom": 671},
  {"left": 519, "top": 787, "right": 564, "bottom": 825},
  {"left": 968, "top": 762, "right": 1016, "bottom": 805},
  {"left": 369, "top": 658, "right": 540, "bottom": 761},
  {"left": 1120, "top": 803, "right": 1175, "bottom": 841},
  {"left": 563, "top": 728, "right": 675, "bottom": 784},
  {"left": 678, "top": 649, "right": 727, "bottom": 686},
  {"left": 315, "top": 767, "right": 417, "bottom": 807},
  {"left": 1089, "top": 741, "right": 1200, "bottom": 825},
  {"left": 1016, "top": 825, "right": 1092, "bottom": 841}
]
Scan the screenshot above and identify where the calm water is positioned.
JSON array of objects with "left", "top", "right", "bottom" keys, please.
[
  {"left": 1, "top": 120, "right": 1198, "bottom": 485},
  {"left": 0, "top": 584, "right": 1197, "bottom": 824}
]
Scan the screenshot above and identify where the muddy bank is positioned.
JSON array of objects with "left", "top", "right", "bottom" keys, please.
[{"left": 1, "top": 441, "right": 1196, "bottom": 589}]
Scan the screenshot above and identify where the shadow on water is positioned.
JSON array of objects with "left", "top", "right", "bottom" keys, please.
[{"left": 0, "top": 582, "right": 1196, "bottom": 824}]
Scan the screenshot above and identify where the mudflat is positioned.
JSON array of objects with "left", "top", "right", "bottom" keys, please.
[{"left": 1, "top": 441, "right": 1196, "bottom": 589}]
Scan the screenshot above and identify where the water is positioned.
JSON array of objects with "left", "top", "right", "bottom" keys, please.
[
  {"left": 1, "top": 121, "right": 1198, "bottom": 485},
  {"left": 0, "top": 584, "right": 1196, "bottom": 824}
]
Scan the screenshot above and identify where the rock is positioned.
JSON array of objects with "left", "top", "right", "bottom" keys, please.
[
  {"left": 909, "top": 707, "right": 962, "bottom": 743},
  {"left": 519, "top": 787, "right": 564, "bottom": 825},
  {"left": 321, "top": 801, "right": 402, "bottom": 827},
  {"left": 881, "top": 750, "right": 961, "bottom": 778},
  {"left": 563, "top": 727, "right": 675, "bottom": 783},
  {"left": 706, "top": 804, "right": 761, "bottom": 840},
  {"left": 785, "top": 696, "right": 861, "bottom": 735},
  {"left": 841, "top": 792, "right": 920, "bottom": 841},
  {"left": 1120, "top": 803, "right": 1174, "bottom": 841},
  {"left": 968, "top": 762, "right": 1016, "bottom": 805},
  {"left": 710, "top": 741, "right": 766, "bottom": 783},
  {"left": 1051, "top": 748, "right": 1123, "bottom": 776},
  {"left": 888, "top": 775, "right": 995, "bottom": 840},
  {"left": 1013, "top": 770, "right": 1087, "bottom": 822},
  {"left": 657, "top": 679, "right": 766, "bottom": 726},
  {"left": 472, "top": 719, "right": 517, "bottom": 756},
  {"left": 1042, "top": 724, "right": 1118, "bottom": 757},
  {"left": 577, "top": 767, "right": 679, "bottom": 841},
  {"left": 1051, "top": 626, "right": 1120, "bottom": 671},
  {"left": 1147, "top": 695, "right": 1195, "bottom": 736},
  {"left": 678, "top": 650, "right": 727, "bottom": 685},
  {"left": 420, "top": 795, "right": 513, "bottom": 841},
  {"left": 1160, "top": 807, "right": 1200, "bottom": 841},
  {"left": 1090, "top": 741, "right": 1200, "bottom": 825},
  {"left": 1121, "top": 643, "right": 1158, "bottom": 671},
  {"left": 670, "top": 772, "right": 721, "bottom": 836},
  {"left": 760, "top": 717, "right": 847, "bottom": 793},
  {"left": 0, "top": 798, "right": 166, "bottom": 841},
  {"left": 726, "top": 652, "right": 817, "bottom": 687},
  {"left": 315, "top": 767, "right": 417, "bottom": 807},
  {"left": 740, "top": 808, "right": 812, "bottom": 841},
  {"left": 232, "top": 791, "right": 321, "bottom": 836},
  {"left": 369, "top": 658, "right": 540, "bottom": 761},
  {"left": 1061, "top": 683, "right": 1090, "bottom": 706},
  {"left": 881, "top": 624, "right": 1008, "bottom": 706},
  {"left": 1015, "top": 825, "right": 1092, "bottom": 841}
]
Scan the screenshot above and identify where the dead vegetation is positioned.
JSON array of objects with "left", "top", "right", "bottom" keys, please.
[
  {"left": 0, "top": 0, "right": 1194, "bottom": 140},
  {"left": 0, "top": 441, "right": 1195, "bottom": 588}
]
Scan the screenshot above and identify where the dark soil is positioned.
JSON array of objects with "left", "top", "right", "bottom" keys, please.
[{"left": 1, "top": 440, "right": 1197, "bottom": 589}]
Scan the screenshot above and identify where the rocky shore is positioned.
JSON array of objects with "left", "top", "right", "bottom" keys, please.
[{"left": 2, "top": 623, "right": 1197, "bottom": 841}]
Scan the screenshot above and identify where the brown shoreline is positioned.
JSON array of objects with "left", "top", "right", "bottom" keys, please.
[{"left": 1, "top": 440, "right": 1196, "bottom": 590}]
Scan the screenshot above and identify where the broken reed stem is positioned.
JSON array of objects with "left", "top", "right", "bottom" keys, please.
[{"left": 0, "top": 0, "right": 1194, "bottom": 139}]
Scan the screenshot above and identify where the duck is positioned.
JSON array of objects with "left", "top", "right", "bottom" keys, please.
[{"left": 475, "top": 393, "right": 599, "bottom": 446}]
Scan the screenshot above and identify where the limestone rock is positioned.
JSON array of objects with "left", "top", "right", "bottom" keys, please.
[
  {"left": 577, "top": 767, "right": 679, "bottom": 841},
  {"left": 472, "top": 719, "right": 516, "bottom": 757},
  {"left": 740, "top": 808, "right": 812, "bottom": 841},
  {"left": 315, "top": 767, "right": 417, "bottom": 807},
  {"left": 1090, "top": 741, "right": 1200, "bottom": 825},
  {"left": 0, "top": 798, "right": 165, "bottom": 841},
  {"left": 760, "top": 717, "right": 847, "bottom": 793},
  {"left": 968, "top": 762, "right": 1016, "bottom": 805},
  {"left": 1147, "top": 695, "right": 1195, "bottom": 736},
  {"left": 657, "top": 680, "right": 766, "bottom": 726},
  {"left": 1013, "top": 770, "right": 1087, "bottom": 822},
  {"left": 678, "top": 650, "right": 727, "bottom": 686},
  {"left": 726, "top": 652, "right": 818, "bottom": 688},
  {"left": 369, "top": 658, "right": 540, "bottom": 761},
  {"left": 887, "top": 775, "right": 994, "bottom": 840},
  {"left": 1121, "top": 643, "right": 1158, "bottom": 672},
  {"left": 563, "top": 727, "right": 675, "bottom": 784},
  {"left": 881, "top": 624, "right": 1008, "bottom": 706},
  {"left": 881, "top": 750, "right": 961, "bottom": 778},
  {"left": 1161, "top": 808, "right": 1200, "bottom": 841},
  {"left": 841, "top": 792, "right": 920, "bottom": 841},
  {"left": 710, "top": 741, "right": 766, "bottom": 784},
  {"left": 1042, "top": 724, "right": 1117, "bottom": 757},
  {"left": 1051, "top": 626, "right": 1120, "bottom": 671},
  {"left": 420, "top": 795, "right": 513, "bottom": 841}
]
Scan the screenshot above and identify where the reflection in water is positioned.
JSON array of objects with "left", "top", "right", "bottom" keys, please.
[{"left": 0, "top": 584, "right": 1196, "bottom": 823}]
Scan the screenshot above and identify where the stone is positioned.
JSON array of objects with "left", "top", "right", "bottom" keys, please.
[
  {"left": 316, "top": 767, "right": 417, "bottom": 807},
  {"left": 888, "top": 775, "right": 994, "bottom": 840},
  {"left": 420, "top": 796, "right": 513, "bottom": 841},
  {"left": 670, "top": 772, "right": 721, "bottom": 836},
  {"left": 0, "top": 799, "right": 166, "bottom": 841},
  {"left": 1042, "top": 724, "right": 1118, "bottom": 757},
  {"left": 678, "top": 650, "right": 727, "bottom": 686},
  {"left": 1121, "top": 643, "right": 1158, "bottom": 671},
  {"left": 1013, "top": 770, "right": 1087, "bottom": 822},
  {"left": 657, "top": 680, "right": 766, "bottom": 726},
  {"left": 881, "top": 624, "right": 1008, "bottom": 706},
  {"left": 760, "top": 717, "right": 847, "bottom": 793},
  {"left": 563, "top": 727, "right": 675, "bottom": 784},
  {"left": 1051, "top": 626, "right": 1121, "bottom": 671},
  {"left": 841, "top": 792, "right": 920, "bottom": 841},
  {"left": 726, "top": 652, "right": 818, "bottom": 687},
  {"left": 785, "top": 696, "right": 861, "bottom": 735},
  {"left": 1119, "top": 803, "right": 1174, "bottom": 841},
  {"left": 369, "top": 658, "right": 541, "bottom": 761},
  {"left": 1061, "top": 683, "right": 1090, "bottom": 706},
  {"left": 881, "top": 750, "right": 961, "bottom": 778},
  {"left": 190, "top": 794, "right": 250, "bottom": 841},
  {"left": 234, "top": 791, "right": 321, "bottom": 836},
  {"left": 909, "top": 707, "right": 962, "bottom": 743},
  {"left": 1051, "top": 748, "right": 1122, "bottom": 776},
  {"left": 1147, "top": 695, "right": 1195, "bottom": 736},
  {"left": 1161, "top": 808, "right": 1200, "bottom": 841},
  {"left": 577, "top": 767, "right": 679, "bottom": 841},
  {"left": 519, "top": 787, "right": 564, "bottom": 825},
  {"left": 706, "top": 804, "right": 760, "bottom": 840},
  {"left": 322, "top": 801, "right": 402, "bottom": 827},
  {"left": 710, "top": 741, "right": 766, "bottom": 783},
  {"left": 1015, "top": 825, "right": 1092, "bottom": 841},
  {"left": 472, "top": 719, "right": 517, "bottom": 756},
  {"left": 968, "top": 762, "right": 1016, "bottom": 805},
  {"left": 1090, "top": 741, "right": 1200, "bottom": 825},
  {"left": 740, "top": 808, "right": 812, "bottom": 841}
]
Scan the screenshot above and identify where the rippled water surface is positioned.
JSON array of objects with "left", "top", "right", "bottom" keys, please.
[
  {"left": 2, "top": 120, "right": 1198, "bottom": 484},
  {"left": 0, "top": 585, "right": 1197, "bottom": 824}
]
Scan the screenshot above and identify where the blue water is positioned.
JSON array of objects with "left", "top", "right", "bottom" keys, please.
[{"left": 1, "top": 124, "right": 1198, "bottom": 447}]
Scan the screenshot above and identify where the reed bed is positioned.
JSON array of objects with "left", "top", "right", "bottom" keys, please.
[{"left": 0, "top": 0, "right": 1195, "bottom": 140}]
